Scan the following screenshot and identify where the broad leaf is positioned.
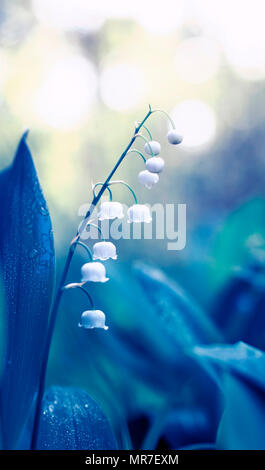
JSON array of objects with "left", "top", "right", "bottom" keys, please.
[
  {"left": 211, "top": 267, "right": 265, "bottom": 350},
  {"left": 210, "top": 198, "right": 265, "bottom": 288},
  {"left": 192, "top": 341, "right": 265, "bottom": 449},
  {"left": 133, "top": 262, "right": 221, "bottom": 347},
  {"left": 161, "top": 408, "right": 213, "bottom": 450},
  {"left": 217, "top": 374, "right": 265, "bottom": 450},
  {"left": 37, "top": 386, "right": 118, "bottom": 450},
  {"left": 0, "top": 132, "right": 54, "bottom": 449},
  {"left": 192, "top": 341, "right": 265, "bottom": 390}
]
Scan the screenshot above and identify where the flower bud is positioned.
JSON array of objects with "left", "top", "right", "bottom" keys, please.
[
  {"left": 138, "top": 170, "right": 159, "bottom": 189},
  {"left": 146, "top": 157, "right": 165, "bottom": 174},
  {"left": 167, "top": 130, "right": 183, "bottom": 145},
  {"left": 93, "top": 241, "right": 117, "bottom": 261},
  {"left": 127, "top": 204, "right": 152, "bottom": 223},
  {"left": 98, "top": 201, "right": 124, "bottom": 221},
  {"left": 81, "top": 262, "right": 109, "bottom": 283},
  {"left": 144, "top": 140, "right": 161, "bottom": 156},
  {"left": 79, "top": 310, "right": 108, "bottom": 330}
]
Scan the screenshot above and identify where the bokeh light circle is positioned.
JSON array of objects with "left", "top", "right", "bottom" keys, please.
[
  {"left": 32, "top": 0, "right": 105, "bottom": 33},
  {"left": 174, "top": 36, "right": 221, "bottom": 84},
  {"left": 134, "top": 0, "right": 186, "bottom": 35},
  {"left": 36, "top": 55, "right": 98, "bottom": 129},
  {"left": 171, "top": 100, "right": 217, "bottom": 149},
  {"left": 99, "top": 63, "right": 144, "bottom": 111}
]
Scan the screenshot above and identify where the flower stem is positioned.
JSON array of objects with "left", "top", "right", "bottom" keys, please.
[
  {"left": 74, "top": 240, "right": 93, "bottom": 260},
  {"left": 151, "top": 109, "right": 176, "bottom": 129},
  {"left": 63, "top": 283, "right": 94, "bottom": 309},
  {"left": 134, "top": 133, "right": 155, "bottom": 157},
  {"left": 108, "top": 180, "right": 138, "bottom": 204},
  {"left": 86, "top": 223, "right": 105, "bottom": 241},
  {"left": 30, "top": 106, "right": 152, "bottom": 449},
  {"left": 93, "top": 182, "right": 113, "bottom": 200},
  {"left": 128, "top": 149, "right": 146, "bottom": 163}
]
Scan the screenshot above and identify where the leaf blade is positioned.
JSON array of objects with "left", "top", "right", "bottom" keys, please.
[
  {"left": 133, "top": 262, "right": 221, "bottom": 347},
  {"left": 37, "top": 386, "right": 118, "bottom": 450},
  {"left": 0, "top": 133, "right": 55, "bottom": 448}
]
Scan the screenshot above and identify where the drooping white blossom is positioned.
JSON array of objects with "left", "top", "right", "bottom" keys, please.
[
  {"left": 146, "top": 157, "right": 165, "bottom": 174},
  {"left": 81, "top": 262, "right": 109, "bottom": 282},
  {"left": 144, "top": 140, "right": 161, "bottom": 156},
  {"left": 138, "top": 170, "right": 159, "bottom": 189},
  {"left": 98, "top": 201, "right": 124, "bottom": 220},
  {"left": 93, "top": 241, "right": 117, "bottom": 261},
  {"left": 127, "top": 204, "right": 152, "bottom": 223},
  {"left": 79, "top": 310, "right": 108, "bottom": 330},
  {"left": 167, "top": 130, "right": 183, "bottom": 145}
]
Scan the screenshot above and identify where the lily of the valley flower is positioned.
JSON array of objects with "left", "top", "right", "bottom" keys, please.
[
  {"left": 146, "top": 157, "right": 165, "bottom": 174},
  {"left": 79, "top": 310, "right": 108, "bottom": 330},
  {"left": 81, "top": 262, "right": 109, "bottom": 283},
  {"left": 93, "top": 241, "right": 117, "bottom": 261},
  {"left": 138, "top": 170, "right": 159, "bottom": 189},
  {"left": 167, "top": 130, "right": 183, "bottom": 145},
  {"left": 98, "top": 201, "right": 124, "bottom": 221},
  {"left": 127, "top": 204, "right": 152, "bottom": 223},
  {"left": 144, "top": 140, "right": 161, "bottom": 156}
]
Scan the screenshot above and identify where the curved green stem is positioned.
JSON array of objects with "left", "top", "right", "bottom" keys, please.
[
  {"left": 74, "top": 240, "right": 93, "bottom": 260},
  {"left": 93, "top": 182, "right": 112, "bottom": 201},
  {"left": 30, "top": 106, "right": 152, "bottom": 450},
  {"left": 136, "top": 122, "right": 153, "bottom": 140},
  {"left": 127, "top": 148, "right": 146, "bottom": 163},
  {"left": 134, "top": 133, "right": 154, "bottom": 157},
  {"left": 108, "top": 180, "right": 138, "bottom": 204},
  {"left": 151, "top": 109, "right": 176, "bottom": 129},
  {"left": 86, "top": 223, "right": 105, "bottom": 241},
  {"left": 62, "top": 283, "right": 94, "bottom": 309}
]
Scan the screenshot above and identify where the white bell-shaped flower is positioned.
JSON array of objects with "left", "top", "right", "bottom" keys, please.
[
  {"left": 93, "top": 241, "right": 117, "bottom": 261},
  {"left": 127, "top": 204, "right": 152, "bottom": 223},
  {"left": 81, "top": 262, "right": 109, "bottom": 283},
  {"left": 144, "top": 140, "right": 161, "bottom": 156},
  {"left": 167, "top": 130, "right": 183, "bottom": 145},
  {"left": 146, "top": 157, "right": 165, "bottom": 174},
  {"left": 138, "top": 170, "right": 159, "bottom": 189},
  {"left": 98, "top": 201, "right": 124, "bottom": 221},
  {"left": 79, "top": 310, "right": 108, "bottom": 330}
]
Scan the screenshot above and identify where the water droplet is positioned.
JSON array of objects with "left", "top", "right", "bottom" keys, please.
[
  {"left": 40, "top": 205, "right": 49, "bottom": 216},
  {"left": 28, "top": 248, "right": 38, "bottom": 259}
]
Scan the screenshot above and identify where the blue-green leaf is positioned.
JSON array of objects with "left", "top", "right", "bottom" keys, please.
[
  {"left": 37, "top": 386, "right": 118, "bottom": 450},
  {"left": 217, "top": 374, "right": 265, "bottom": 449},
  {"left": 0, "top": 132, "right": 55, "bottom": 449},
  {"left": 192, "top": 341, "right": 265, "bottom": 449},
  {"left": 134, "top": 262, "right": 221, "bottom": 347},
  {"left": 192, "top": 341, "right": 265, "bottom": 390}
]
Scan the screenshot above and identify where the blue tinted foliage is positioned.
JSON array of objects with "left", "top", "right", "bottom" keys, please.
[
  {"left": 217, "top": 374, "right": 265, "bottom": 450},
  {"left": 193, "top": 341, "right": 265, "bottom": 390},
  {"left": 161, "top": 408, "right": 214, "bottom": 449},
  {"left": 0, "top": 133, "right": 55, "bottom": 449},
  {"left": 212, "top": 265, "right": 265, "bottom": 350},
  {"left": 193, "top": 342, "right": 265, "bottom": 449},
  {"left": 134, "top": 262, "right": 221, "bottom": 346},
  {"left": 1, "top": 133, "right": 265, "bottom": 451},
  {"left": 37, "top": 387, "right": 118, "bottom": 450}
]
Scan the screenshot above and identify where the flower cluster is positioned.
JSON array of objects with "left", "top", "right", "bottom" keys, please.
[
  {"left": 64, "top": 107, "right": 182, "bottom": 331},
  {"left": 137, "top": 129, "right": 183, "bottom": 190}
]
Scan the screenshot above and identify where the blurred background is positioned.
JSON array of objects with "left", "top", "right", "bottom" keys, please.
[{"left": 1, "top": 0, "right": 265, "bottom": 449}]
